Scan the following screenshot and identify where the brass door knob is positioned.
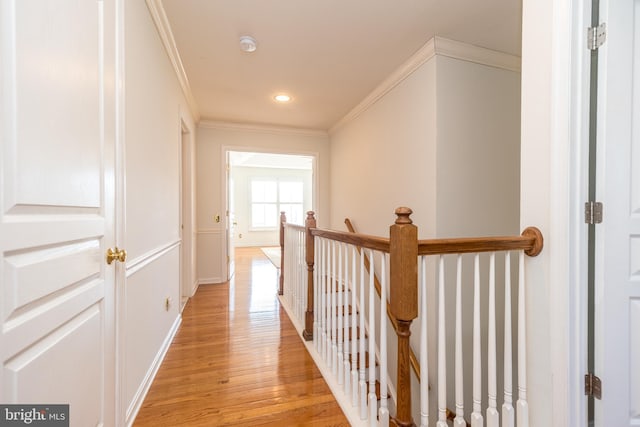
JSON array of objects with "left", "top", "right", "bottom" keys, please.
[{"left": 106, "top": 247, "right": 127, "bottom": 265}]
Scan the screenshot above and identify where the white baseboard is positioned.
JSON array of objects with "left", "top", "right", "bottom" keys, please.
[
  {"left": 126, "top": 315, "right": 182, "bottom": 426},
  {"left": 190, "top": 280, "right": 199, "bottom": 297},
  {"left": 197, "top": 276, "right": 224, "bottom": 285}
]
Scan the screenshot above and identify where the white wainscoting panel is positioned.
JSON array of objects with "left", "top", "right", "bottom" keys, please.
[
  {"left": 124, "top": 245, "right": 180, "bottom": 414},
  {"left": 196, "top": 229, "right": 224, "bottom": 284}
]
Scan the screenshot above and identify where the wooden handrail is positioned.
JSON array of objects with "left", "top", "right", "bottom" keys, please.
[
  {"left": 344, "top": 218, "right": 421, "bottom": 380},
  {"left": 310, "top": 228, "right": 390, "bottom": 252},
  {"left": 418, "top": 226, "right": 543, "bottom": 257}
]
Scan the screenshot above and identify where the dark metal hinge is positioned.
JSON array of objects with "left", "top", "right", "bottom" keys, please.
[
  {"left": 585, "top": 373, "right": 602, "bottom": 399},
  {"left": 585, "top": 201, "right": 603, "bottom": 224}
]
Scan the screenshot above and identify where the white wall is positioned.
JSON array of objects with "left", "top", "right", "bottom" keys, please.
[
  {"left": 124, "top": 0, "right": 196, "bottom": 422},
  {"left": 196, "top": 124, "right": 330, "bottom": 283},
  {"left": 435, "top": 56, "right": 521, "bottom": 237},
  {"left": 231, "top": 166, "right": 313, "bottom": 248},
  {"left": 329, "top": 59, "right": 438, "bottom": 236}
]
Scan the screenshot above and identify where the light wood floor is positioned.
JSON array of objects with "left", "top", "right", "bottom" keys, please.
[{"left": 134, "top": 247, "right": 349, "bottom": 427}]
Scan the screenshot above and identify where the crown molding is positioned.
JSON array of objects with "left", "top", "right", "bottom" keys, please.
[
  {"left": 145, "top": 0, "right": 201, "bottom": 122},
  {"left": 329, "top": 38, "right": 437, "bottom": 135},
  {"left": 199, "top": 120, "right": 329, "bottom": 138},
  {"left": 329, "top": 36, "right": 521, "bottom": 135},
  {"left": 433, "top": 36, "right": 521, "bottom": 73}
]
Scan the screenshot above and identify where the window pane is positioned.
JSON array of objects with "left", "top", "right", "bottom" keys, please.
[
  {"left": 279, "top": 181, "right": 303, "bottom": 203},
  {"left": 252, "top": 181, "right": 277, "bottom": 203},
  {"left": 281, "top": 203, "right": 304, "bottom": 225},
  {"left": 264, "top": 181, "right": 277, "bottom": 202},
  {"left": 264, "top": 204, "right": 277, "bottom": 226},
  {"left": 252, "top": 204, "right": 265, "bottom": 227},
  {"left": 252, "top": 203, "right": 278, "bottom": 228}
]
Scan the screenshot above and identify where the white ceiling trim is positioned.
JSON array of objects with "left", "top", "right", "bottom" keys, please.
[
  {"left": 329, "top": 38, "right": 437, "bottom": 134},
  {"left": 433, "top": 36, "right": 521, "bottom": 73},
  {"left": 199, "top": 120, "right": 329, "bottom": 137},
  {"left": 329, "top": 36, "right": 521, "bottom": 135},
  {"left": 145, "top": 0, "right": 201, "bottom": 122}
]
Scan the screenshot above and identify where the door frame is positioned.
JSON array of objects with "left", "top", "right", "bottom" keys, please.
[
  {"left": 525, "top": 0, "right": 593, "bottom": 424},
  {"left": 114, "top": 0, "right": 127, "bottom": 423},
  {"left": 179, "top": 119, "right": 194, "bottom": 311},
  {"left": 563, "top": 0, "right": 593, "bottom": 423},
  {"left": 220, "top": 145, "right": 319, "bottom": 282}
]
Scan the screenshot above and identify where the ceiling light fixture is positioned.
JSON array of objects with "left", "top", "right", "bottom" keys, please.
[
  {"left": 239, "top": 36, "right": 257, "bottom": 53},
  {"left": 274, "top": 94, "right": 291, "bottom": 102}
]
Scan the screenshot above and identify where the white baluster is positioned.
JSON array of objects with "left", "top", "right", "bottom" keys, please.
[
  {"left": 437, "top": 255, "right": 447, "bottom": 427},
  {"left": 344, "top": 243, "right": 351, "bottom": 394},
  {"left": 454, "top": 254, "right": 466, "bottom": 427},
  {"left": 420, "top": 256, "right": 429, "bottom": 427},
  {"left": 291, "top": 230, "right": 296, "bottom": 316},
  {"left": 379, "top": 253, "right": 389, "bottom": 426},
  {"left": 351, "top": 246, "right": 359, "bottom": 407},
  {"left": 487, "top": 252, "right": 499, "bottom": 427},
  {"left": 517, "top": 251, "right": 528, "bottom": 427},
  {"left": 337, "top": 243, "right": 344, "bottom": 383},
  {"left": 314, "top": 237, "right": 320, "bottom": 349},
  {"left": 368, "top": 250, "right": 377, "bottom": 425},
  {"left": 503, "top": 251, "right": 515, "bottom": 427},
  {"left": 471, "top": 254, "right": 484, "bottom": 427},
  {"left": 359, "top": 249, "right": 367, "bottom": 419},
  {"left": 322, "top": 239, "right": 329, "bottom": 362},
  {"left": 295, "top": 231, "right": 298, "bottom": 316},
  {"left": 302, "top": 232, "right": 306, "bottom": 323},
  {"left": 331, "top": 241, "right": 337, "bottom": 372},
  {"left": 299, "top": 231, "right": 304, "bottom": 321},
  {"left": 369, "top": 394, "right": 377, "bottom": 427}
]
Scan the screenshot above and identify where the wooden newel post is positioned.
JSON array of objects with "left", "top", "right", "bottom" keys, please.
[
  {"left": 279, "top": 211, "right": 286, "bottom": 295},
  {"left": 303, "top": 211, "right": 316, "bottom": 341},
  {"left": 389, "top": 207, "right": 418, "bottom": 427}
]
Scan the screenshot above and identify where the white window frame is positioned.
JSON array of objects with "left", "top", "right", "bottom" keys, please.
[{"left": 250, "top": 178, "right": 304, "bottom": 230}]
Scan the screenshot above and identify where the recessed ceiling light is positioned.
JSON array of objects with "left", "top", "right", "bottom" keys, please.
[
  {"left": 274, "top": 94, "right": 291, "bottom": 102},
  {"left": 239, "top": 36, "right": 257, "bottom": 53}
]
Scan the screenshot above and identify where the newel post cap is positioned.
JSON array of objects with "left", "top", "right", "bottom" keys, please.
[{"left": 394, "top": 207, "right": 413, "bottom": 225}]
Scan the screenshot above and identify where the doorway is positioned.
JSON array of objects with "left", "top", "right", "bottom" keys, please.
[{"left": 223, "top": 150, "right": 316, "bottom": 281}]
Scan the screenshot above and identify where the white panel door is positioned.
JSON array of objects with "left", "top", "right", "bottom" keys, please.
[
  {"left": 595, "top": 0, "right": 640, "bottom": 425},
  {"left": 0, "top": 1, "right": 117, "bottom": 426}
]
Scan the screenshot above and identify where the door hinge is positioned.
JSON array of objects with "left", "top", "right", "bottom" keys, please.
[
  {"left": 585, "top": 201, "right": 603, "bottom": 224},
  {"left": 588, "top": 23, "right": 606, "bottom": 50},
  {"left": 585, "top": 373, "right": 602, "bottom": 399}
]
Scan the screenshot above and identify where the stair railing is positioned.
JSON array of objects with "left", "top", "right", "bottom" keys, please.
[{"left": 279, "top": 207, "right": 543, "bottom": 427}]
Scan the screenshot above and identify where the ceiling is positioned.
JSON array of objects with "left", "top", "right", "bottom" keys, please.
[{"left": 161, "top": 0, "right": 522, "bottom": 131}]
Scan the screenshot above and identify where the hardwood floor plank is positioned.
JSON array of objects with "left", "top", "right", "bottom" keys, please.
[{"left": 133, "top": 247, "right": 349, "bottom": 426}]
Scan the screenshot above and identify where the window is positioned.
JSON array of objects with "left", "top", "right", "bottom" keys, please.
[{"left": 251, "top": 179, "right": 304, "bottom": 228}]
